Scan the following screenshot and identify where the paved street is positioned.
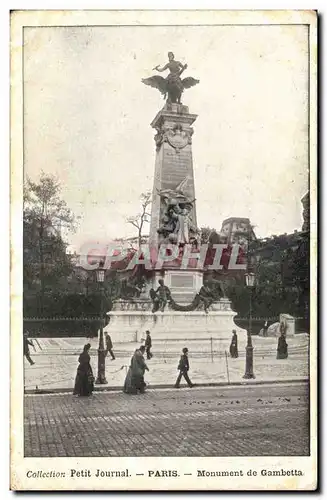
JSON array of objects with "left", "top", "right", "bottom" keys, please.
[
  {"left": 24, "top": 335, "right": 309, "bottom": 391},
  {"left": 24, "top": 382, "right": 309, "bottom": 457}
]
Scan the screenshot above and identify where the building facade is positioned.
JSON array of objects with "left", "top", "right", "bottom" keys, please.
[{"left": 220, "top": 217, "right": 256, "bottom": 247}]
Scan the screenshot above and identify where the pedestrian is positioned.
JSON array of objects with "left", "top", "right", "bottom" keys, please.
[
  {"left": 145, "top": 330, "right": 152, "bottom": 359},
  {"left": 174, "top": 347, "right": 194, "bottom": 388},
  {"left": 105, "top": 333, "right": 115, "bottom": 360},
  {"left": 73, "top": 343, "right": 94, "bottom": 397},
  {"left": 277, "top": 324, "right": 288, "bottom": 359},
  {"left": 123, "top": 346, "right": 149, "bottom": 395},
  {"left": 23, "top": 332, "right": 35, "bottom": 365},
  {"left": 229, "top": 330, "right": 238, "bottom": 358},
  {"left": 277, "top": 334, "right": 288, "bottom": 359}
]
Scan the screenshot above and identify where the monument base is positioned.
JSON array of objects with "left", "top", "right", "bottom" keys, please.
[{"left": 104, "top": 299, "right": 247, "bottom": 352}]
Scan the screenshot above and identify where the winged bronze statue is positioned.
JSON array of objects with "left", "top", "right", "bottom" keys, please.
[{"left": 142, "top": 52, "right": 199, "bottom": 104}]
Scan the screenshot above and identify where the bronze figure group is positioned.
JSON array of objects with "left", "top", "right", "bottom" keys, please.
[{"left": 142, "top": 52, "right": 199, "bottom": 104}]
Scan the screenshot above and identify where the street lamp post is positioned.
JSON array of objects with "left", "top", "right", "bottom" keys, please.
[
  {"left": 95, "top": 263, "right": 107, "bottom": 385},
  {"left": 243, "top": 271, "right": 256, "bottom": 379}
]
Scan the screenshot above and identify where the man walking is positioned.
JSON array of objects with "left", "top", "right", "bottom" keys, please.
[
  {"left": 23, "top": 332, "right": 35, "bottom": 365},
  {"left": 105, "top": 333, "right": 115, "bottom": 360},
  {"left": 145, "top": 330, "right": 152, "bottom": 360},
  {"left": 175, "top": 347, "right": 194, "bottom": 388}
]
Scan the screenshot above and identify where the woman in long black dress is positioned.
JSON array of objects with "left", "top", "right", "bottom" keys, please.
[
  {"left": 73, "top": 343, "right": 94, "bottom": 396},
  {"left": 123, "top": 346, "right": 149, "bottom": 395},
  {"left": 229, "top": 330, "right": 238, "bottom": 358}
]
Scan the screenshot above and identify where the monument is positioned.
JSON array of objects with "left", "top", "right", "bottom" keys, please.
[{"left": 104, "top": 53, "right": 246, "bottom": 350}]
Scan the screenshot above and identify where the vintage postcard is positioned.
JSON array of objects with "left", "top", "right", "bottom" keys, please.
[{"left": 10, "top": 9, "right": 317, "bottom": 491}]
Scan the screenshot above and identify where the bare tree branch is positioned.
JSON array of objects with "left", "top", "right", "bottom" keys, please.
[
  {"left": 126, "top": 191, "right": 152, "bottom": 247},
  {"left": 128, "top": 221, "right": 140, "bottom": 230}
]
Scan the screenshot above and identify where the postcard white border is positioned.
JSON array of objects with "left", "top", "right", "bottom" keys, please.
[{"left": 10, "top": 9, "right": 317, "bottom": 491}]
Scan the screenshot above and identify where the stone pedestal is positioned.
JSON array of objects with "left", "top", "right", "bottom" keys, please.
[
  {"left": 150, "top": 269, "right": 203, "bottom": 302},
  {"left": 104, "top": 298, "right": 247, "bottom": 353},
  {"left": 280, "top": 313, "right": 295, "bottom": 336},
  {"left": 149, "top": 103, "right": 198, "bottom": 248}
]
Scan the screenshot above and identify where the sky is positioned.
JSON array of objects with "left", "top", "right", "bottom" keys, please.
[{"left": 23, "top": 24, "right": 309, "bottom": 252}]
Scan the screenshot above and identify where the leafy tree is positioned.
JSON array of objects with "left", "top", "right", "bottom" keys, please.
[
  {"left": 200, "top": 226, "right": 222, "bottom": 245},
  {"left": 236, "top": 231, "right": 310, "bottom": 327},
  {"left": 24, "top": 172, "right": 76, "bottom": 313}
]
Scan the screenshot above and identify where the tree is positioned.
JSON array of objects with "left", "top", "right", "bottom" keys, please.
[
  {"left": 24, "top": 172, "right": 76, "bottom": 313},
  {"left": 243, "top": 231, "right": 309, "bottom": 326},
  {"left": 64, "top": 266, "right": 95, "bottom": 296},
  {"left": 126, "top": 191, "right": 152, "bottom": 248},
  {"left": 201, "top": 226, "right": 217, "bottom": 244}
]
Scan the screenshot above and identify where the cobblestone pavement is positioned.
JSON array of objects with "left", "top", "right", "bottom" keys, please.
[
  {"left": 24, "top": 382, "right": 309, "bottom": 457},
  {"left": 24, "top": 335, "right": 309, "bottom": 391}
]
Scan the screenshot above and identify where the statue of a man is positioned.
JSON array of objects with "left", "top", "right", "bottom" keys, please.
[
  {"left": 198, "top": 283, "right": 215, "bottom": 313},
  {"left": 153, "top": 52, "right": 187, "bottom": 97},
  {"left": 174, "top": 204, "right": 191, "bottom": 245},
  {"left": 120, "top": 278, "right": 142, "bottom": 299},
  {"left": 149, "top": 279, "right": 171, "bottom": 313}
]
